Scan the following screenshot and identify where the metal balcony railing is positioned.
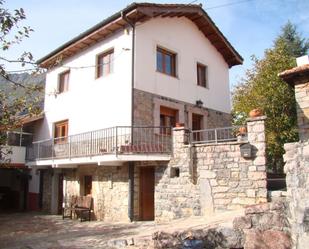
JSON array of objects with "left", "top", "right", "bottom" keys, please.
[
  {"left": 26, "top": 126, "right": 172, "bottom": 161},
  {"left": 190, "top": 126, "right": 247, "bottom": 144}
]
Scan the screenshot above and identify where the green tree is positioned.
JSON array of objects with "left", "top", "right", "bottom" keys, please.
[
  {"left": 0, "top": 0, "right": 42, "bottom": 165},
  {"left": 232, "top": 22, "right": 309, "bottom": 173}
]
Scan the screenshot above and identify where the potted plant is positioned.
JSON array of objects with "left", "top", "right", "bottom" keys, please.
[{"left": 249, "top": 108, "right": 263, "bottom": 118}]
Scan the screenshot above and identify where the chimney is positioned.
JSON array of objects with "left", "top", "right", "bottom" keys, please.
[{"left": 296, "top": 55, "right": 309, "bottom": 66}]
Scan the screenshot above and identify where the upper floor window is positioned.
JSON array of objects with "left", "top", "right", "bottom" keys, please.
[
  {"left": 96, "top": 49, "right": 114, "bottom": 78},
  {"left": 156, "top": 47, "right": 176, "bottom": 77},
  {"left": 197, "top": 63, "right": 207, "bottom": 88},
  {"left": 58, "top": 70, "right": 70, "bottom": 93},
  {"left": 54, "top": 120, "right": 68, "bottom": 143}
]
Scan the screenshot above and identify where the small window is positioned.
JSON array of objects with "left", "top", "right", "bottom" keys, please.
[
  {"left": 58, "top": 70, "right": 70, "bottom": 93},
  {"left": 96, "top": 49, "right": 114, "bottom": 78},
  {"left": 54, "top": 120, "right": 68, "bottom": 144},
  {"left": 156, "top": 47, "right": 176, "bottom": 77},
  {"left": 197, "top": 63, "right": 207, "bottom": 88},
  {"left": 170, "top": 167, "right": 180, "bottom": 178}
]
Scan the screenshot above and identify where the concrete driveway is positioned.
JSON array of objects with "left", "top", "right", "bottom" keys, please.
[{"left": 0, "top": 210, "right": 243, "bottom": 249}]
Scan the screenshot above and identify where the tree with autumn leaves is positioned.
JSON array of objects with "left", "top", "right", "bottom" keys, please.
[
  {"left": 232, "top": 21, "right": 309, "bottom": 173},
  {"left": 0, "top": 0, "right": 42, "bottom": 165}
]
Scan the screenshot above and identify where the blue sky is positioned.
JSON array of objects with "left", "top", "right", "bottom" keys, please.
[{"left": 3, "top": 0, "right": 309, "bottom": 88}]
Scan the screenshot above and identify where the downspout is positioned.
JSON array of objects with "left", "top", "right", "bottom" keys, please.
[{"left": 121, "top": 11, "right": 135, "bottom": 222}]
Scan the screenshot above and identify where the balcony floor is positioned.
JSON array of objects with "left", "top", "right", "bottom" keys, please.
[{"left": 26, "top": 153, "right": 171, "bottom": 168}]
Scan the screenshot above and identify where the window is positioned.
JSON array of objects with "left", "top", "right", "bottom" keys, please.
[
  {"left": 96, "top": 49, "right": 114, "bottom": 78},
  {"left": 160, "top": 106, "right": 178, "bottom": 134},
  {"left": 156, "top": 47, "right": 176, "bottom": 77},
  {"left": 197, "top": 63, "right": 207, "bottom": 88},
  {"left": 54, "top": 120, "right": 68, "bottom": 143},
  {"left": 58, "top": 70, "right": 70, "bottom": 93}
]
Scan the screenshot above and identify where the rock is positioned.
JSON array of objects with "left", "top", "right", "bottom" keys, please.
[
  {"left": 233, "top": 216, "right": 252, "bottom": 229},
  {"left": 245, "top": 203, "right": 270, "bottom": 215},
  {"left": 244, "top": 230, "right": 291, "bottom": 249}
]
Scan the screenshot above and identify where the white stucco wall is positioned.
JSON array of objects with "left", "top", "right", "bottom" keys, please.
[
  {"left": 135, "top": 17, "right": 231, "bottom": 113},
  {"left": 37, "top": 30, "right": 133, "bottom": 140}
]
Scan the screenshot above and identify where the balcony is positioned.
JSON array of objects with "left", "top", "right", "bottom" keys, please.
[
  {"left": 26, "top": 126, "right": 172, "bottom": 167},
  {"left": 1, "top": 131, "right": 33, "bottom": 166}
]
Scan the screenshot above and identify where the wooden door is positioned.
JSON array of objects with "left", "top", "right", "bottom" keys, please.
[
  {"left": 140, "top": 167, "right": 155, "bottom": 221},
  {"left": 84, "top": 175, "right": 92, "bottom": 196},
  {"left": 57, "top": 174, "right": 64, "bottom": 214},
  {"left": 192, "top": 113, "right": 203, "bottom": 141}
]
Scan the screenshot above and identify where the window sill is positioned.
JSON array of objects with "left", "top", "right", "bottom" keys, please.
[
  {"left": 156, "top": 70, "right": 179, "bottom": 79},
  {"left": 197, "top": 85, "right": 209, "bottom": 90}
]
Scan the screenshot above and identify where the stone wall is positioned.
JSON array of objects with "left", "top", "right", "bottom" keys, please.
[
  {"left": 233, "top": 200, "right": 291, "bottom": 249},
  {"left": 64, "top": 165, "right": 130, "bottom": 221},
  {"left": 155, "top": 116, "right": 267, "bottom": 221},
  {"left": 294, "top": 81, "right": 309, "bottom": 140},
  {"left": 41, "top": 169, "right": 52, "bottom": 212},
  {"left": 133, "top": 89, "right": 231, "bottom": 128},
  {"left": 284, "top": 141, "right": 309, "bottom": 248}
]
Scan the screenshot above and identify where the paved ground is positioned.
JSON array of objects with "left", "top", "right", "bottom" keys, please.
[{"left": 0, "top": 210, "right": 244, "bottom": 249}]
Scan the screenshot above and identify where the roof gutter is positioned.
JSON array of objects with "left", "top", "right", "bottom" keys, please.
[{"left": 121, "top": 11, "right": 135, "bottom": 223}]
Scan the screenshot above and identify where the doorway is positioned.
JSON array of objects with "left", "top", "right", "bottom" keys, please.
[
  {"left": 57, "top": 174, "right": 64, "bottom": 214},
  {"left": 139, "top": 167, "right": 155, "bottom": 221}
]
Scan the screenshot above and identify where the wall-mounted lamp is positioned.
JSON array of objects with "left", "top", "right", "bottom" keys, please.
[{"left": 196, "top": 99, "right": 203, "bottom": 108}]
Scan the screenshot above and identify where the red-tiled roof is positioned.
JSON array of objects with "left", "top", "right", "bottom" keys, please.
[{"left": 279, "top": 64, "right": 309, "bottom": 85}]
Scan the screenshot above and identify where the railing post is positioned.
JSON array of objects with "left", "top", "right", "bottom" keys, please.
[
  {"left": 38, "top": 142, "right": 40, "bottom": 160},
  {"left": 90, "top": 131, "right": 93, "bottom": 156},
  {"left": 115, "top": 126, "right": 118, "bottom": 157},
  {"left": 52, "top": 139, "right": 54, "bottom": 160},
  {"left": 68, "top": 136, "right": 71, "bottom": 159},
  {"left": 215, "top": 128, "right": 218, "bottom": 143}
]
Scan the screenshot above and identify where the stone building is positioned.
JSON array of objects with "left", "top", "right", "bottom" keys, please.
[
  {"left": 22, "top": 3, "right": 268, "bottom": 222},
  {"left": 280, "top": 55, "right": 309, "bottom": 249}
]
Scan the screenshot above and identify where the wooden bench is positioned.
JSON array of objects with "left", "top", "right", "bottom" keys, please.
[{"left": 62, "top": 195, "right": 92, "bottom": 222}]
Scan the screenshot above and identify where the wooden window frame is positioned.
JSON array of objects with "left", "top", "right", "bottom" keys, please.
[
  {"left": 96, "top": 48, "right": 114, "bottom": 78},
  {"left": 58, "top": 70, "right": 70, "bottom": 93},
  {"left": 156, "top": 47, "right": 177, "bottom": 77},
  {"left": 54, "top": 120, "right": 68, "bottom": 144},
  {"left": 160, "top": 106, "right": 178, "bottom": 135},
  {"left": 197, "top": 63, "right": 207, "bottom": 88}
]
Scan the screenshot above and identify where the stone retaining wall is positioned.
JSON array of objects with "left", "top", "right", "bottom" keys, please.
[
  {"left": 156, "top": 116, "right": 268, "bottom": 221},
  {"left": 284, "top": 141, "right": 309, "bottom": 248}
]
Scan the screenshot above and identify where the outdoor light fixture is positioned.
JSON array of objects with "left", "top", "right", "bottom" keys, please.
[{"left": 196, "top": 99, "right": 203, "bottom": 107}]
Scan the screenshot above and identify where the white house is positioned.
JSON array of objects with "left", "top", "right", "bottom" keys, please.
[{"left": 26, "top": 3, "right": 243, "bottom": 221}]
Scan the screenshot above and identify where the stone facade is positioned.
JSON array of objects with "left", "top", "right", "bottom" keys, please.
[
  {"left": 133, "top": 89, "right": 231, "bottom": 129},
  {"left": 155, "top": 116, "right": 268, "bottom": 221},
  {"left": 279, "top": 63, "right": 309, "bottom": 141},
  {"left": 41, "top": 169, "right": 52, "bottom": 213},
  {"left": 295, "top": 81, "right": 309, "bottom": 140},
  {"left": 63, "top": 165, "right": 130, "bottom": 221},
  {"left": 284, "top": 141, "right": 309, "bottom": 249}
]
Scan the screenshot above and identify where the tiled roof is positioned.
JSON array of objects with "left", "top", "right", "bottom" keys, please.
[
  {"left": 37, "top": 2, "right": 243, "bottom": 68},
  {"left": 279, "top": 64, "right": 309, "bottom": 85}
]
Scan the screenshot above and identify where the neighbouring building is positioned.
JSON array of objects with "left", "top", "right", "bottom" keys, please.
[
  {"left": 280, "top": 55, "right": 309, "bottom": 249},
  {"left": 21, "top": 3, "right": 268, "bottom": 222}
]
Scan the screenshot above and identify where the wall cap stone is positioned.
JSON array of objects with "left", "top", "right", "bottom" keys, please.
[{"left": 246, "top": 115, "right": 267, "bottom": 122}]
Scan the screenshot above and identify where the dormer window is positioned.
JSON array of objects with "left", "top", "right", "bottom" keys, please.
[
  {"left": 58, "top": 70, "right": 70, "bottom": 93},
  {"left": 96, "top": 49, "right": 114, "bottom": 78}
]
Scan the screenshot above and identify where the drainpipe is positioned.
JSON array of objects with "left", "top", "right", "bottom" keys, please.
[{"left": 121, "top": 11, "right": 135, "bottom": 222}]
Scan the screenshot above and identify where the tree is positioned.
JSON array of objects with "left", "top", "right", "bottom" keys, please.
[
  {"left": 232, "top": 22, "right": 309, "bottom": 173},
  {"left": 0, "top": 0, "right": 43, "bottom": 166}
]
